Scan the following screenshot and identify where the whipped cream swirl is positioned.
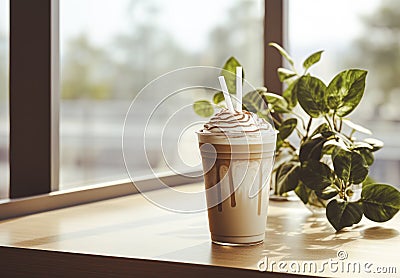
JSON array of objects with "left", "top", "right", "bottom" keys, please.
[{"left": 202, "top": 109, "right": 272, "bottom": 134}]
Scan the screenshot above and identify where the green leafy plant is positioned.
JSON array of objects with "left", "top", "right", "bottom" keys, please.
[{"left": 193, "top": 44, "right": 400, "bottom": 231}]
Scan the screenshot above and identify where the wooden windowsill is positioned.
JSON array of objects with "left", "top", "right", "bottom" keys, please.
[{"left": 0, "top": 182, "right": 398, "bottom": 277}]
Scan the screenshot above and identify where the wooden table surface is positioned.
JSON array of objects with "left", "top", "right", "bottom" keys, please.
[{"left": 0, "top": 182, "right": 398, "bottom": 277}]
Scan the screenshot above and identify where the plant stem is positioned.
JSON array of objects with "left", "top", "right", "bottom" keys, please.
[
  {"left": 339, "top": 118, "right": 343, "bottom": 132},
  {"left": 349, "top": 128, "right": 356, "bottom": 139},
  {"left": 324, "top": 115, "right": 334, "bottom": 131},
  {"left": 290, "top": 110, "right": 307, "bottom": 130},
  {"left": 296, "top": 128, "right": 306, "bottom": 139},
  {"left": 271, "top": 115, "right": 281, "bottom": 128},
  {"left": 332, "top": 112, "right": 338, "bottom": 131},
  {"left": 339, "top": 180, "right": 348, "bottom": 201},
  {"left": 305, "top": 118, "right": 313, "bottom": 138},
  {"left": 285, "top": 141, "right": 297, "bottom": 152}
]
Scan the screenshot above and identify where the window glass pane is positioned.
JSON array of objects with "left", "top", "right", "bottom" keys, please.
[
  {"left": 0, "top": 0, "right": 9, "bottom": 198},
  {"left": 288, "top": 0, "right": 399, "bottom": 185},
  {"left": 60, "top": 0, "right": 264, "bottom": 189}
]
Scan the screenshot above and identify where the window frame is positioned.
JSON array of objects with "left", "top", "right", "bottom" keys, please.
[
  {"left": 9, "top": 0, "right": 59, "bottom": 198},
  {"left": 264, "top": 0, "right": 284, "bottom": 94},
  {"left": 2, "top": 0, "right": 283, "bottom": 220}
]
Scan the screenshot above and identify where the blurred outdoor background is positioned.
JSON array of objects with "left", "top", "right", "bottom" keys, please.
[{"left": 0, "top": 0, "right": 399, "bottom": 196}]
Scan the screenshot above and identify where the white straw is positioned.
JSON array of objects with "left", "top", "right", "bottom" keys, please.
[
  {"left": 218, "top": 76, "right": 235, "bottom": 113},
  {"left": 236, "top": 67, "right": 242, "bottom": 112}
]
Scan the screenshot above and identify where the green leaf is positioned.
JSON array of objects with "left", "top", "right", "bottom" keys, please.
[
  {"left": 363, "top": 176, "right": 376, "bottom": 186},
  {"left": 193, "top": 100, "right": 214, "bottom": 117},
  {"left": 322, "top": 141, "right": 347, "bottom": 156},
  {"left": 269, "top": 42, "right": 295, "bottom": 67},
  {"left": 316, "top": 185, "right": 339, "bottom": 200},
  {"left": 311, "top": 123, "right": 331, "bottom": 138},
  {"left": 299, "top": 137, "right": 326, "bottom": 163},
  {"left": 263, "top": 92, "right": 288, "bottom": 113},
  {"left": 277, "top": 162, "right": 301, "bottom": 195},
  {"left": 278, "top": 118, "right": 298, "bottom": 140},
  {"left": 322, "top": 144, "right": 336, "bottom": 155},
  {"left": 333, "top": 149, "right": 369, "bottom": 184},
  {"left": 342, "top": 119, "right": 372, "bottom": 135},
  {"left": 303, "top": 50, "right": 324, "bottom": 71},
  {"left": 256, "top": 111, "right": 270, "bottom": 121},
  {"left": 296, "top": 75, "right": 328, "bottom": 118},
  {"left": 300, "top": 160, "right": 335, "bottom": 191},
  {"left": 278, "top": 68, "right": 297, "bottom": 82},
  {"left": 242, "top": 87, "right": 268, "bottom": 113},
  {"left": 361, "top": 183, "right": 400, "bottom": 222},
  {"left": 323, "top": 140, "right": 349, "bottom": 156},
  {"left": 295, "top": 183, "right": 312, "bottom": 204},
  {"left": 364, "top": 138, "right": 384, "bottom": 152},
  {"left": 320, "top": 131, "right": 336, "bottom": 139},
  {"left": 353, "top": 141, "right": 374, "bottom": 150},
  {"left": 326, "top": 200, "right": 363, "bottom": 231},
  {"left": 221, "top": 56, "right": 244, "bottom": 94},
  {"left": 213, "top": 92, "right": 225, "bottom": 104},
  {"left": 356, "top": 148, "right": 374, "bottom": 166},
  {"left": 276, "top": 135, "right": 283, "bottom": 150},
  {"left": 283, "top": 80, "right": 298, "bottom": 109},
  {"left": 326, "top": 69, "right": 367, "bottom": 117}
]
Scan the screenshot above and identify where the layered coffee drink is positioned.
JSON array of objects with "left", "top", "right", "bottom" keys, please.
[{"left": 197, "top": 109, "right": 276, "bottom": 245}]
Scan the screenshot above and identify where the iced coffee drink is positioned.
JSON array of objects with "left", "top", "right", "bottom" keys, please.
[{"left": 197, "top": 109, "right": 276, "bottom": 245}]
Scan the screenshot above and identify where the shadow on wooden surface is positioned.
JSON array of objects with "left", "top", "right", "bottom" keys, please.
[{"left": 0, "top": 246, "right": 312, "bottom": 278}]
